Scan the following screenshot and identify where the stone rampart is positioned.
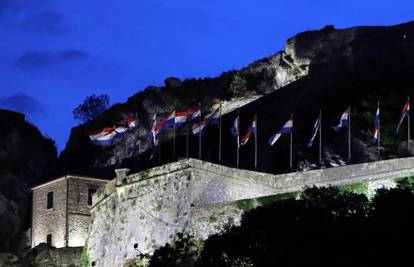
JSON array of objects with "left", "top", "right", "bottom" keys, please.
[{"left": 87, "top": 157, "right": 414, "bottom": 266}]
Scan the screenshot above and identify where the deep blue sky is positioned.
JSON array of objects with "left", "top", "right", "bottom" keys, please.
[{"left": 1, "top": 0, "right": 413, "bottom": 152}]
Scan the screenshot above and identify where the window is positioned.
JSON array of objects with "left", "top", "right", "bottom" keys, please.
[
  {"left": 88, "top": 188, "right": 97, "bottom": 205},
  {"left": 47, "top": 191, "right": 53, "bottom": 209},
  {"left": 46, "top": 233, "right": 52, "bottom": 247}
]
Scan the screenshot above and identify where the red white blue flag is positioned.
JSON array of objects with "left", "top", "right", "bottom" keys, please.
[
  {"left": 89, "top": 127, "right": 116, "bottom": 146},
  {"left": 127, "top": 115, "right": 137, "bottom": 129},
  {"left": 396, "top": 98, "right": 410, "bottom": 133},
  {"left": 175, "top": 111, "right": 188, "bottom": 128},
  {"left": 114, "top": 126, "right": 128, "bottom": 139},
  {"left": 192, "top": 119, "right": 208, "bottom": 136},
  {"left": 307, "top": 115, "right": 321, "bottom": 148},
  {"left": 207, "top": 108, "right": 220, "bottom": 125},
  {"left": 373, "top": 105, "right": 380, "bottom": 143},
  {"left": 231, "top": 115, "right": 240, "bottom": 147},
  {"left": 332, "top": 107, "right": 350, "bottom": 132},
  {"left": 241, "top": 118, "right": 257, "bottom": 146},
  {"left": 155, "top": 110, "right": 175, "bottom": 134},
  {"left": 150, "top": 113, "right": 158, "bottom": 145},
  {"left": 268, "top": 115, "right": 293, "bottom": 146},
  {"left": 187, "top": 106, "right": 202, "bottom": 123}
]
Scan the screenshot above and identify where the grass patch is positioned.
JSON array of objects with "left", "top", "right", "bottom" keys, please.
[
  {"left": 395, "top": 176, "right": 414, "bottom": 190},
  {"left": 236, "top": 199, "right": 255, "bottom": 212},
  {"left": 257, "top": 192, "right": 298, "bottom": 206},
  {"left": 337, "top": 183, "right": 369, "bottom": 195},
  {"left": 139, "top": 169, "right": 151, "bottom": 180},
  {"left": 80, "top": 240, "right": 90, "bottom": 267}
]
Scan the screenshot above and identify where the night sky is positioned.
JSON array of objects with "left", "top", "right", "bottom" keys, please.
[{"left": 1, "top": 0, "right": 413, "bottom": 152}]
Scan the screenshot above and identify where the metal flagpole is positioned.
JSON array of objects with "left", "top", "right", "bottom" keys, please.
[
  {"left": 158, "top": 136, "right": 162, "bottom": 164},
  {"left": 218, "top": 101, "right": 222, "bottom": 164},
  {"left": 199, "top": 104, "right": 202, "bottom": 160},
  {"left": 290, "top": 130, "right": 293, "bottom": 169},
  {"left": 378, "top": 100, "right": 381, "bottom": 160},
  {"left": 408, "top": 96, "right": 411, "bottom": 144},
  {"left": 237, "top": 111, "right": 240, "bottom": 169},
  {"left": 254, "top": 114, "right": 258, "bottom": 171},
  {"left": 199, "top": 130, "right": 202, "bottom": 159},
  {"left": 319, "top": 109, "right": 322, "bottom": 165},
  {"left": 186, "top": 125, "right": 190, "bottom": 158},
  {"left": 348, "top": 106, "right": 351, "bottom": 161},
  {"left": 173, "top": 122, "right": 176, "bottom": 161}
]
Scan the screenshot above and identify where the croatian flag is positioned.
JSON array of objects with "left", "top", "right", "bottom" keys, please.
[
  {"left": 187, "top": 106, "right": 202, "bottom": 123},
  {"left": 207, "top": 108, "right": 220, "bottom": 125},
  {"left": 114, "top": 126, "right": 128, "bottom": 139},
  {"left": 307, "top": 115, "right": 321, "bottom": 148},
  {"left": 89, "top": 127, "right": 116, "bottom": 146},
  {"left": 332, "top": 107, "right": 350, "bottom": 132},
  {"left": 396, "top": 98, "right": 410, "bottom": 133},
  {"left": 156, "top": 110, "right": 176, "bottom": 134},
  {"left": 127, "top": 116, "right": 137, "bottom": 129},
  {"left": 268, "top": 115, "right": 293, "bottom": 146},
  {"left": 192, "top": 120, "right": 208, "bottom": 136},
  {"left": 373, "top": 105, "right": 380, "bottom": 143},
  {"left": 149, "top": 113, "right": 158, "bottom": 145},
  {"left": 175, "top": 111, "right": 188, "bottom": 128},
  {"left": 231, "top": 115, "right": 240, "bottom": 147},
  {"left": 241, "top": 118, "right": 257, "bottom": 146}
]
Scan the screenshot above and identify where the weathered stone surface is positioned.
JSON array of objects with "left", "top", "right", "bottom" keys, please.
[
  {"left": 87, "top": 157, "right": 414, "bottom": 267},
  {"left": 31, "top": 176, "right": 107, "bottom": 249}
]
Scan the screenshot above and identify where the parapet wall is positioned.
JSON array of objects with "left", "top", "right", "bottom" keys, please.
[{"left": 87, "top": 157, "right": 414, "bottom": 267}]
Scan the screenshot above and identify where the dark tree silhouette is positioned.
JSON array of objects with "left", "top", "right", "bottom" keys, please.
[
  {"left": 72, "top": 94, "right": 110, "bottom": 122},
  {"left": 146, "top": 183, "right": 414, "bottom": 267}
]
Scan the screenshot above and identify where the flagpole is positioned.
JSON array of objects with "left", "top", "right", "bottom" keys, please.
[
  {"left": 254, "top": 114, "right": 258, "bottom": 171},
  {"left": 348, "top": 106, "right": 351, "bottom": 161},
  {"left": 408, "top": 96, "right": 411, "bottom": 144},
  {"left": 199, "top": 103, "right": 202, "bottom": 160},
  {"left": 319, "top": 109, "right": 322, "bottom": 165},
  {"left": 218, "top": 101, "right": 222, "bottom": 164},
  {"left": 173, "top": 122, "right": 176, "bottom": 161},
  {"left": 290, "top": 130, "right": 293, "bottom": 169},
  {"left": 152, "top": 112, "right": 157, "bottom": 164},
  {"left": 159, "top": 136, "right": 162, "bottom": 164},
  {"left": 377, "top": 100, "right": 381, "bottom": 160},
  {"left": 237, "top": 110, "right": 240, "bottom": 169},
  {"left": 186, "top": 124, "right": 190, "bottom": 158}
]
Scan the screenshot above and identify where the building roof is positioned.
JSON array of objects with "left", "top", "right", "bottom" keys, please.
[{"left": 31, "top": 175, "right": 109, "bottom": 191}]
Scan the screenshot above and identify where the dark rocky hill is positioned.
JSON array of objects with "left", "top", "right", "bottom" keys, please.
[
  {"left": 58, "top": 21, "right": 414, "bottom": 176},
  {"left": 0, "top": 109, "right": 57, "bottom": 252}
]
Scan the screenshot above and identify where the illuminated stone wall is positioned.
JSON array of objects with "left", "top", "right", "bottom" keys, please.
[
  {"left": 31, "top": 176, "right": 107, "bottom": 248},
  {"left": 67, "top": 177, "right": 107, "bottom": 247},
  {"left": 87, "top": 157, "right": 414, "bottom": 267},
  {"left": 32, "top": 178, "right": 67, "bottom": 248}
]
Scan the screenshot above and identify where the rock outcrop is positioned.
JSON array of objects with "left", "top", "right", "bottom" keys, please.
[
  {"left": 59, "top": 21, "right": 414, "bottom": 176},
  {"left": 0, "top": 110, "right": 57, "bottom": 252}
]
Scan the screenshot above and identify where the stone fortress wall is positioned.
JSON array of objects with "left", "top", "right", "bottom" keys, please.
[{"left": 87, "top": 157, "right": 414, "bottom": 267}]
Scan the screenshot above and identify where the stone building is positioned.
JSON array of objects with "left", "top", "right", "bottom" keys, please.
[{"left": 31, "top": 175, "right": 108, "bottom": 248}]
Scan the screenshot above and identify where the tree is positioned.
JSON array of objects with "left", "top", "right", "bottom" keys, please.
[
  {"left": 146, "top": 233, "right": 202, "bottom": 267},
  {"left": 73, "top": 94, "right": 110, "bottom": 122},
  {"left": 230, "top": 73, "right": 248, "bottom": 97}
]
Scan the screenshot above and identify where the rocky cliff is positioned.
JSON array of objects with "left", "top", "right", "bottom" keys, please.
[
  {"left": 0, "top": 109, "right": 57, "bottom": 252},
  {"left": 58, "top": 21, "right": 414, "bottom": 176}
]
